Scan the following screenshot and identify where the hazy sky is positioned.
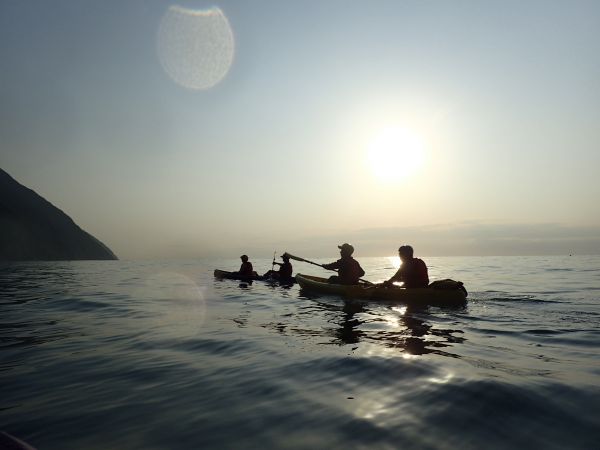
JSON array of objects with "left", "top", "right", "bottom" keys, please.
[{"left": 2, "top": 0, "right": 599, "bottom": 259}]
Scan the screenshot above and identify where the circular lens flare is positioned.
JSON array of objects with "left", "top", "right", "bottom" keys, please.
[
  {"left": 134, "top": 272, "right": 207, "bottom": 334},
  {"left": 158, "top": 6, "right": 235, "bottom": 90}
]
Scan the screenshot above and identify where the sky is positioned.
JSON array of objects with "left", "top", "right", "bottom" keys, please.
[{"left": 1, "top": 0, "right": 599, "bottom": 259}]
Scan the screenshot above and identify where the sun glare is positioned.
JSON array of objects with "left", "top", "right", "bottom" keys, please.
[
  {"left": 387, "top": 255, "right": 401, "bottom": 270},
  {"left": 367, "top": 126, "right": 425, "bottom": 182}
]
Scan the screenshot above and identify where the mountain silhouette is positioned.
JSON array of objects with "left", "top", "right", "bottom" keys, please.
[{"left": 0, "top": 168, "right": 117, "bottom": 260}]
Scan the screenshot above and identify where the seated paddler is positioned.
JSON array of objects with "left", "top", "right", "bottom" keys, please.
[
  {"left": 236, "top": 254, "right": 255, "bottom": 278},
  {"left": 383, "top": 245, "right": 429, "bottom": 288},
  {"left": 323, "top": 243, "right": 365, "bottom": 285},
  {"left": 263, "top": 253, "right": 294, "bottom": 282}
]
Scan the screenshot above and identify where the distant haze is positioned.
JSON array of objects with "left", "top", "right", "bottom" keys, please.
[{"left": 1, "top": 1, "right": 599, "bottom": 259}]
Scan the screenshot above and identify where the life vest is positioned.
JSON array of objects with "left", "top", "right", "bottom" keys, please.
[
  {"left": 402, "top": 258, "right": 429, "bottom": 288},
  {"left": 339, "top": 257, "right": 365, "bottom": 284}
]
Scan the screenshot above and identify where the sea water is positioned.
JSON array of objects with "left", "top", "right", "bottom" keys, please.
[{"left": 1, "top": 256, "right": 599, "bottom": 449}]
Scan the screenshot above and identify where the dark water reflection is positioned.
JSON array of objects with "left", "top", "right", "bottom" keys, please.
[
  {"left": 295, "top": 289, "right": 466, "bottom": 357},
  {"left": 334, "top": 300, "right": 364, "bottom": 345}
]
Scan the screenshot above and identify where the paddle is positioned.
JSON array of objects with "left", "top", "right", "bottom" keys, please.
[
  {"left": 283, "top": 252, "right": 373, "bottom": 285},
  {"left": 271, "top": 251, "right": 276, "bottom": 272}
]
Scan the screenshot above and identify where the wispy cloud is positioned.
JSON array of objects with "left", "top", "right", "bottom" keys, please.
[{"left": 273, "top": 222, "right": 600, "bottom": 257}]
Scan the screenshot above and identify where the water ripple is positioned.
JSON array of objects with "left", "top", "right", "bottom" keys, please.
[{"left": 1, "top": 257, "right": 599, "bottom": 449}]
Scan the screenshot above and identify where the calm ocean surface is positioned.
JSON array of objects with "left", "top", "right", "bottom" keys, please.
[{"left": 1, "top": 256, "right": 599, "bottom": 449}]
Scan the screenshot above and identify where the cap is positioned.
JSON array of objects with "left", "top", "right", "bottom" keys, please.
[{"left": 338, "top": 243, "right": 354, "bottom": 254}]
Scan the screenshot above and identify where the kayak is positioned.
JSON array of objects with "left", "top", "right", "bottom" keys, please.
[
  {"left": 213, "top": 269, "right": 295, "bottom": 284},
  {"left": 214, "top": 269, "right": 263, "bottom": 281},
  {"left": 295, "top": 274, "right": 467, "bottom": 306}
]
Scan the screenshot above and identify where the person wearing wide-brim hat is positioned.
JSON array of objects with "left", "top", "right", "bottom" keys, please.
[
  {"left": 322, "top": 243, "right": 365, "bottom": 285},
  {"left": 263, "top": 253, "right": 294, "bottom": 282}
]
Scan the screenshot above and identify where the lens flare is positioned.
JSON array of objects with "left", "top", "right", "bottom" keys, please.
[
  {"left": 134, "top": 272, "right": 207, "bottom": 333},
  {"left": 158, "top": 6, "right": 235, "bottom": 90}
]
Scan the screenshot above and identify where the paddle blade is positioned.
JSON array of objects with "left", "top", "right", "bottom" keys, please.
[{"left": 283, "top": 252, "right": 305, "bottom": 262}]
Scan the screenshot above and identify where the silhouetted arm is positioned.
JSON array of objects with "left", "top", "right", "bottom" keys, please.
[
  {"left": 384, "top": 268, "right": 403, "bottom": 286},
  {"left": 322, "top": 260, "right": 341, "bottom": 270}
]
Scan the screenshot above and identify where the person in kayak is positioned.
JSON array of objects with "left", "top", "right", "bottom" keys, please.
[
  {"left": 323, "top": 243, "right": 365, "bottom": 285},
  {"left": 236, "top": 255, "right": 255, "bottom": 278},
  {"left": 263, "top": 253, "right": 294, "bottom": 282},
  {"left": 383, "top": 245, "right": 429, "bottom": 288}
]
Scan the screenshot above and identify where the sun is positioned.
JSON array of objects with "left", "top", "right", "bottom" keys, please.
[{"left": 366, "top": 126, "right": 425, "bottom": 182}]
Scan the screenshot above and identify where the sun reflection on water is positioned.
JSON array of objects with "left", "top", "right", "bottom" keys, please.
[
  {"left": 428, "top": 371, "right": 455, "bottom": 384},
  {"left": 392, "top": 305, "right": 407, "bottom": 316},
  {"left": 387, "top": 255, "right": 401, "bottom": 270}
]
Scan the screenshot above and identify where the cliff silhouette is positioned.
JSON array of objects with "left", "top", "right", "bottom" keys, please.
[{"left": 0, "top": 168, "right": 118, "bottom": 260}]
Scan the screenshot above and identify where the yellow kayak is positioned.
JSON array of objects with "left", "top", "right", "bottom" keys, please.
[{"left": 295, "top": 274, "right": 467, "bottom": 306}]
